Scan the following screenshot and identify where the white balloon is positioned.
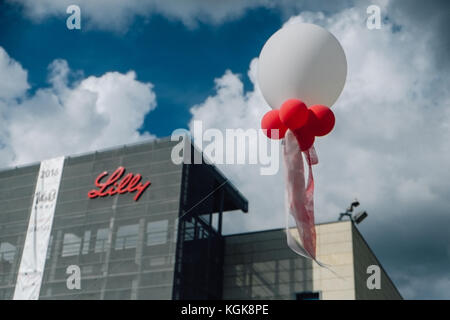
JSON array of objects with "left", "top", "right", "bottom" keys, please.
[{"left": 258, "top": 23, "right": 347, "bottom": 109}]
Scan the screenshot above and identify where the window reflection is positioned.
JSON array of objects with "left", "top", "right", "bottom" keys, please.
[
  {"left": 0, "top": 242, "right": 15, "bottom": 263},
  {"left": 115, "top": 224, "right": 139, "bottom": 250},
  {"left": 62, "top": 233, "right": 82, "bottom": 257},
  {"left": 82, "top": 230, "right": 91, "bottom": 255},
  {"left": 146, "top": 220, "right": 168, "bottom": 246},
  {"left": 95, "top": 228, "right": 109, "bottom": 253}
]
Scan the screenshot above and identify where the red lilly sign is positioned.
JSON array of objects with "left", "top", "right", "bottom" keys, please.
[{"left": 88, "top": 167, "right": 151, "bottom": 201}]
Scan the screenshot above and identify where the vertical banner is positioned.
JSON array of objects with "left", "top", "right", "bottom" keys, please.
[{"left": 13, "top": 156, "right": 65, "bottom": 300}]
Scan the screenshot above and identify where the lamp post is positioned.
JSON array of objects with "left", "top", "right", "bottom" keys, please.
[{"left": 338, "top": 199, "right": 368, "bottom": 224}]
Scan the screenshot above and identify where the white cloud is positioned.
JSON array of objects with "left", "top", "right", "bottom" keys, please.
[
  {"left": 0, "top": 48, "right": 156, "bottom": 167},
  {"left": 190, "top": 5, "right": 450, "bottom": 231},
  {"left": 187, "top": 6, "right": 450, "bottom": 299},
  {"left": 9, "top": 0, "right": 274, "bottom": 30},
  {"left": 8, "top": 0, "right": 361, "bottom": 31},
  {"left": 0, "top": 47, "right": 29, "bottom": 100},
  {"left": 189, "top": 59, "right": 286, "bottom": 232},
  {"left": 2, "top": 0, "right": 449, "bottom": 299}
]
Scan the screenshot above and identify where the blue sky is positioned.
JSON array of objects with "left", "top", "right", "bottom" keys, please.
[
  {"left": 0, "top": 3, "right": 283, "bottom": 136},
  {"left": 0, "top": 0, "right": 449, "bottom": 300}
]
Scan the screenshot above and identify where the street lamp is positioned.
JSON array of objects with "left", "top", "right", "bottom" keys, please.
[
  {"left": 353, "top": 211, "right": 368, "bottom": 224},
  {"left": 338, "top": 199, "right": 368, "bottom": 224}
]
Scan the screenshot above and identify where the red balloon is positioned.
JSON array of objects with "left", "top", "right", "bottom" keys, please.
[
  {"left": 308, "top": 105, "right": 335, "bottom": 136},
  {"left": 293, "top": 125, "right": 315, "bottom": 151},
  {"left": 261, "top": 109, "right": 288, "bottom": 139},
  {"left": 279, "top": 99, "right": 308, "bottom": 130}
]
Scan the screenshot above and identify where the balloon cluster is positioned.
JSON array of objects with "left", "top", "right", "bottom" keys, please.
[{"left": 261, "top": 99, "right": 335, "bottom": 151}]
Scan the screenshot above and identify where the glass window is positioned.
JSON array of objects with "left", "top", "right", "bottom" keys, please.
[
  {"left": 296, "top": 291, "right": 320, "bottom": 300},
  {"left": 0, "top": 242, "right": 16, "bottom": 263},
  {"left": 46, "top": 235, "right": 53, "bottom": 260},
  {"left": 82, "top": 230, "right": 91, "bottom": 255},
  {"left": 62, "top": 233, "right": 82, "bottom": 257},
  {"left": 115, "top": 224, "right": 139, "bottom": 250},
  {"left": 82, "top": 265, "right": 94, "bottom": 275},
  {"left": 146, "top": 220, "right": 168, "bottom": 246},
  {"left": 149, "top": 256, "right": 166, "bottom": 266},
  {"left": 95, "top": 228, "right": 109, "bottom": 253},
  {"left": 172, "top": 220, "right": 178, "bottom": 243}
]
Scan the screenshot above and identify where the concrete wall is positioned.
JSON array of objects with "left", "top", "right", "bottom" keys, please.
[
  {"left": 223, "top": 221, "right": 402, "bottom": 300},
  {"left": 313, "top": 221, "right": 356, "bottom": 300}
]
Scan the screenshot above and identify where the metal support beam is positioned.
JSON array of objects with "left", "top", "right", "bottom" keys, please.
[{"left": 218, "top": 188, "right": 225, "bottom": 235}]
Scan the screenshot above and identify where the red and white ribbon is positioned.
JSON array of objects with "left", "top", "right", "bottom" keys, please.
[{"left": 283, "top": 130, "right": 324, "bottom": 265}]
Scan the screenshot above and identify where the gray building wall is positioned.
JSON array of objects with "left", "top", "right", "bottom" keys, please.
[
  {"left": 352, "top": 225, "right": 402, "bottom": 300},
  {"left": 223, "top": 230, "right": 313, "bottom": 299},
  {"left": 0, "top": 164, "right": 40, "bottom": 299},
  {"left": 1, "top": 136, "right": 401, "bottom": 300},
  {"left": 0, "top": 139, "right": 183, "bottom": 300},
  {"left": 223, "top": 221, "right": 402, "bottom": 300}
]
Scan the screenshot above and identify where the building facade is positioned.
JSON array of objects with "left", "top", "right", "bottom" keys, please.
[
  {"left": 223, "top": 221, "right": 402, "bottom": 300},
  {"left": 0, "top": 137, "right": 401, "bottom": 300}
]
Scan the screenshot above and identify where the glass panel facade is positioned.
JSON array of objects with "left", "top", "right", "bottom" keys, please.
[
  {"left": 0, "top": 138, "right": 248, "bottom": 300},
  {"left": 62, "top": 233, "right": 82, "bottom": 257},
  {"left": 0, "top": 164, "right": 39, "bottom": 300},
  {"left": 0, "top": 139, "right": 183, "bottom": 300},
  {"left": 116, "top": 224, "right": 139, "bottom": 250},
  {"left": 223, "top": 230, "right": 313, "bottom": 300},
  {"left": 147, "top": 220, "right": 169, "bottom": 246}
]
